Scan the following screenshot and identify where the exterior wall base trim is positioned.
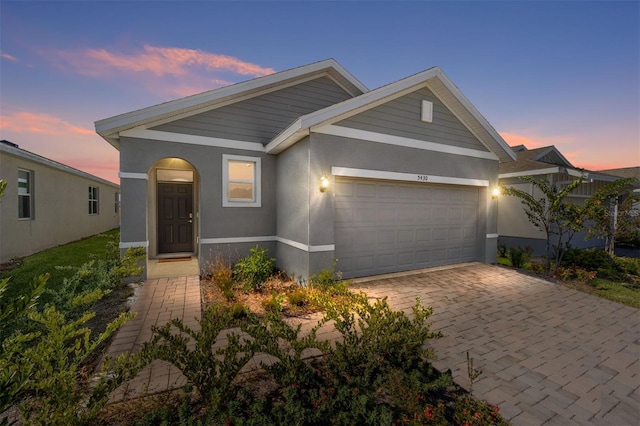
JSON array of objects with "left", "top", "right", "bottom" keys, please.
[{"left": 200, "top": 236, "right": 334, "bottom": 253}]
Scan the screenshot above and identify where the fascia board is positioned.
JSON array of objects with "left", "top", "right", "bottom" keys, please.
[
  {"left": 580, "top": 172, "right": 618, "bottom": 182},
  {"left": 95, "top": 59, "right": 366, "bottom": 138},
  {"left": 0, "top": 144, "right": 119, "bottom": 188},
  {"left": 434, "top": 71, "right": 517, "bottom": 162},
  {"left": 499, "top": 167, "right": 562, "bottom": 179},
  {"left": 327, "top": 59, "right": 369, "bottom": 94}
]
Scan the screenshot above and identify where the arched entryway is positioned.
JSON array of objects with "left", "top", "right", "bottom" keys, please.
[{"left": 147, "top": 158, "right": 199, "bottom": 259}]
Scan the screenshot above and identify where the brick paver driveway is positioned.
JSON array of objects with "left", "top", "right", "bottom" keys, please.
[{"left": 352, "top": 263, "right": 639, "bottom": 425}]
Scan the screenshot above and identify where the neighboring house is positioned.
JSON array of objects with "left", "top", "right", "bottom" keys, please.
[
  {"left": 0, "top": 140, "right": 120, "bottom": 263},
  {"left": 96, "top": 59, "right": 516, "bottom": 280},
  {"left": 497, "top": 144, "right": 619, "bottom": 254}
]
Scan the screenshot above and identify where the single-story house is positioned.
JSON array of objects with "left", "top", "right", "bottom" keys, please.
[
  {"left": 497, "top": 144, "right": 619, "bottom": 254},
  {"left": 96, "top": 59, "right": 516, "bottom": 280},
  {"left": 0, "top": 140, "right": 120, "bottom": 263}
]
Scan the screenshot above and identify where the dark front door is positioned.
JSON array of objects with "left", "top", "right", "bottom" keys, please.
[{"left": 157, "top": 183, "right": 193, "bottom": 254}]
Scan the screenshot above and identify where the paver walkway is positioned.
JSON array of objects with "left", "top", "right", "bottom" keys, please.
[
  {"left": 352, "top": 263, "right": 640, "bottom": 425},
  {"left": 106, "top": 263, "right": 639, "bottom": 425},
  {"left": 105, "top": 275, "right": 201, "bottom": 400}
]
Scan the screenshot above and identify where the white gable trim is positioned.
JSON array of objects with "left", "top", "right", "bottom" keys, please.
[
  {"left": 121, "top": 129, "right": 266, "bottom": 152},
  {"left": 332, "top": 166, "right": 490, "bottom": 187},
  {"left": 266, "top": 79, "right": 431, "bottom": 154},
  {"left": 96, "top": 59, "right": 367, "bottom": 140},
  {"left": 315, "top": 125, "right": 498, "bottom": 160},
  {"left": 499, "top": 167, "right": 562, "bottom": 179},
  {"left": 266, "top": 66, "right": 515, "bottom": 162}
]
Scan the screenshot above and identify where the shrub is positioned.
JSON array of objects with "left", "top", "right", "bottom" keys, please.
[
  {"left": 233, "top": 246, "right": 275, "bottom": 291},
  {"left": 143, "top": 305, "right": 256, "bottom": 405},
  {"left": 10, "top": 301, "right": 141, "bottom": 426},
  {"left": 507, "top": 246, "right": 533, "bottom": 268},
  {"left": 204, "top": 251, "right": 235, "bottom": 301},
  {"left": 613, "top": 256, "right": 640, "bottom": 277},
  {"left": 262, "top": 291, "right": 286, "bottom": 314},
  {"left": 561, "top": 248, "right": 640, "bottom": 282},
  {"left": 562, "top": 248, "right": 615, "bottom": 271},
  {"left": 309, "top": 260, "right": 351, "bottom": 297},
  {"left": 497, "top": 242, "right": 508, "bottom": 258},
  {"left": 287, "top": 289, "right": 309, "bottom": 307}
]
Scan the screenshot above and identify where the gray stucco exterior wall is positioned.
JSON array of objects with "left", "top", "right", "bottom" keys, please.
[
  {"left": 1, "top": 148, "right": 120, "bottom": 263},
  {"left": 112, "top": 72, "right": 505, "bottom": 281},
  {"left": 118, "top": 136, "right": 277, "bottom": 275}
]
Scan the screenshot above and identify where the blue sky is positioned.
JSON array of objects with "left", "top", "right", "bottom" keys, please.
[{"left": 1, "top": 0, "right": 638, "bottom": 183}]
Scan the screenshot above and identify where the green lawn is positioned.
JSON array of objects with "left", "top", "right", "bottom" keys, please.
[
  {"left": 497, "top": 255, "right": 640, "bottom": 309},
  {"left": 588, "top": 278, "right": 640, "bottom": 309},
  {"left": 0, "top": 228, "right": 120, "bottom": 298}
]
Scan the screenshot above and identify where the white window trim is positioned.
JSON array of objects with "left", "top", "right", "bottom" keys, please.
[
  {"left": 222, "top": 154, "right": 261, "bottom": 207},
  {"left": 89, "top": 186, "right": 99, "bottom": 215},
  {"left": 18, "top": 168, "right": 33, "bottom": 220}
]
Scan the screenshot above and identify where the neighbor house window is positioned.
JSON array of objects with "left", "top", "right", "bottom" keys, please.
[
  {"left": 18, "top": 169, "right": 33, "bottom": 219},
  {"left": 222, "top": 154, "right": 261, "bottom": 207},
  {"left": 89, "top": 186, "right": 99, "bottom": 214}
]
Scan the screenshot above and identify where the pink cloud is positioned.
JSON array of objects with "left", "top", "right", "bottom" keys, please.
[
  {"left": 1, "top": 111, "right": 94, "bottom": 136},
  {"left": 56, "top": 45, "right": 275, "bottom": 78},
  {"left": 500, "top": 131, "right": 575, "bottom": 149},
  {"left": 0, "top": 52, "right": 17, "bottom": 62}
]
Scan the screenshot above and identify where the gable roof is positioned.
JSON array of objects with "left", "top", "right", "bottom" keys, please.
[
  {"left": 499, "top": 144, "right": 617, "bottom": 182},
  {"left": 0, "top": 140, "right": 119, "bottom": 188},
  {"left": 265, "top": 66, "right": 516, "bottom": 162},
  {"left": 95, "top": 60, "right": 516, "bottom": 163},
  {"left": 597, "top": 166, "right": 640, "bottom": 180},
  {"left": 95, "top": 59, "right": 367, "bottom": 148}
]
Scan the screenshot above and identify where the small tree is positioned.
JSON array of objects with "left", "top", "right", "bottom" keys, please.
[
  {"left": 582, "top": 177, "right": 639, "bottom": 254},
  {"left": 500, "top": 175, "right": 585, "bottom": 273}
]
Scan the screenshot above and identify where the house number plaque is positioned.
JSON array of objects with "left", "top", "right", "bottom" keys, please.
[{"left": 417, "top": 175, "right": 429, "bottom": 182}]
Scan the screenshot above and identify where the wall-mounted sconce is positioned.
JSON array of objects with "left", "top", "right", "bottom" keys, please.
[
  {"left": 491, "top": 187, "right": 501, "bottom": 200},
  {"left": 320, "top": 175, "right": 330, "bottom": 193}
]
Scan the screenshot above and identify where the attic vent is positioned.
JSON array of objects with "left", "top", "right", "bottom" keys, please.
[{"left": 421, "top": 100, "right": 433, "bottom": 123}]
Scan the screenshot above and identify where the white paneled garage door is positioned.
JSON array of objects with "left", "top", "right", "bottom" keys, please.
[{"left": 334, "top": 178, "right": 479, "bottom": 278}]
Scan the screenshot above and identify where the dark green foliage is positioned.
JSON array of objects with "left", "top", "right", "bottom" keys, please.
[
  {"left": 143, "top": 304, "right": 256, "bottom": 405},
  {"left": 507, "top": 246, "right": 533, "bottom": 268},
  {"left": 233, "top": 246, "right": 275, "bottom": 291},
  {"left": 497, "top": 242, "right": 508, "bottom": 258},
  {"left": 1, "top": 231, "right": 146, "bottom": 426},
  {"left": 562, "top": 248, "right": 622, "bottom": 280},
  {"left": 613, "top": 256, "right": 640, "bottom": 277}
]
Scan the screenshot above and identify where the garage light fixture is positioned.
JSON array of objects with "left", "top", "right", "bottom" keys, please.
[
  {"left": 491, "top": 187, "right": 501, "bottom": 199},
  {"left": 320, "top": 175, "right": 330, "bottom": 193}
]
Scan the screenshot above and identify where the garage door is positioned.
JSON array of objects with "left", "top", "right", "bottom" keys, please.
[{"left": 334, "top": 178, "right": 479, "bottom": 278}]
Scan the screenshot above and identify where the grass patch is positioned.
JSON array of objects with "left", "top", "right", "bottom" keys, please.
[
  {"left": 0, "top": 228, "right": 120, "bottom": 302},
  {"left": 497, "top": 256, "right": 511, "bottom": 267},
  {"left": 589, "top": 278, "right": 640, "bottom": 308}
]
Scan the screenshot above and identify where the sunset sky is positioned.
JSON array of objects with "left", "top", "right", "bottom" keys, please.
[{"left": 1, "top": 1, "right": 638, "bottom": 184}]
